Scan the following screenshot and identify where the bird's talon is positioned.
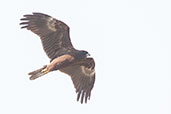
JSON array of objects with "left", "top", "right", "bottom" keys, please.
[{"left": 41, "top": 68, "right": 49, "bottom": 74}]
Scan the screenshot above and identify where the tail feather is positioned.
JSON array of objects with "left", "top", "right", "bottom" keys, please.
[{"left": 28, "top": 65, "right": 48, "bottom": 80}]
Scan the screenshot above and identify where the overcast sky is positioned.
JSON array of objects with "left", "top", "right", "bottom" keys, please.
[{"left": 0, "top": 0, "right": 170, "bottom": 114}]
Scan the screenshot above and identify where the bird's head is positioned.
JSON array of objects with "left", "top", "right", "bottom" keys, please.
[
  {"left": 73, "top": 50, "right": 90, "bottom": 60},
  {"left": 80, "top": 50, "right": 90, "bottom": 57}
]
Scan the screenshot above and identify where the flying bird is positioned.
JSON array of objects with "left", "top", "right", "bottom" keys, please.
[{"left": 20, "top": 12, "right": 95, "bottom": 104}]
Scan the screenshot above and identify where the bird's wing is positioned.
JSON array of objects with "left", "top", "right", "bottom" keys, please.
[
  {"left": 20, "top": 12, "right": 73, "bottom": 59},
  {"left": 59, "top": 58, "right": 95, "bottom": 103}
]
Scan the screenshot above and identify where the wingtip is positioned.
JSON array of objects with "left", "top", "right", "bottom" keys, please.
[
  {"left": 20, "top": 26, "right": 28, "bottom": 29},
  {"left": 20, "top": 22, "right": 29, "bottom": 25},
  {"left": 20, "top": 18, "right": 28, "bottom": 21}
]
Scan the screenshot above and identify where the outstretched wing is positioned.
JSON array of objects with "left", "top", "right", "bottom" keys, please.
[
  {"left": 20, "top": 12, "right": 73, "bottom": 59},
  {"left": 59, "top": 58, "right": 95, "bottom": 103}
]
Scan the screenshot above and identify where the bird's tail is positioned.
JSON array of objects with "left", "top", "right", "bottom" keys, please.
[{"left": 28, "top": 65, "right": 49, "bottom": 80}]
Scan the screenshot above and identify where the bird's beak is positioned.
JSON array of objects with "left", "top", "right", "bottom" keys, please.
[{"left": 86, "top": 53, "right": 91, "bottom": 57}]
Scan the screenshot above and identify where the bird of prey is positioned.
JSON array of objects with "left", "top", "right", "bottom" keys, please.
[{"left": 20, "top": 12, "right": 95, "bottom": 104}]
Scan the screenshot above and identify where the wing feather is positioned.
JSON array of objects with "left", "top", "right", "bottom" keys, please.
[
  {"left": 59, "top": 58, "right": 95, "bottom": 103},
  {"left": 20, "top": 12, "right": 73, "bottom": 59}
]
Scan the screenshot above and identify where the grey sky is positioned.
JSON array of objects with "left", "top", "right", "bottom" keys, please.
[{"left": 0, "top": 0, "right": 170, "bottom": 114}]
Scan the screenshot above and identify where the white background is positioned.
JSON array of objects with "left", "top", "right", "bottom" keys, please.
[{"left": 0, "top": 0, "right": 170, "bottom": 114}]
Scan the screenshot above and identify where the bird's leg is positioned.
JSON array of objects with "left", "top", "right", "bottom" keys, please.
[
  {"left": 28, "top": 65, "right": 47, "bottom": 75},
  {"left": 47, "top": 54, "right": 74, "bottom": 71},
  {"left": 28, "top": 64, "right": 54, "bottom": 80},
  {"left": 42, "top": 59, "right": 62, "bottom": 72},
  {"left": 29, "top": 58, "right": 63, "bottom": 77},
  {"left": 40, "top": 58, "right": 61, "bottom": 74},
  {"left": 28, "top": 65, "right": 49, "bottom": 80},
  {"left": 41, "top": 68, "right": 49, "bottom": 74},
  {"left": 29, "top": 54, "right": 74, "bottom": 80},
  {"left": 41, "top": 64, "right": 55, "bottom": 74}
]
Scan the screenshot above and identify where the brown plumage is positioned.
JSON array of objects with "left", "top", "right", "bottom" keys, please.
[{"left": 20, "top": 12, "right": 95, "bottom": 104}]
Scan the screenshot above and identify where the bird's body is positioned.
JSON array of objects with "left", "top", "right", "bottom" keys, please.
[{"left": 20, "top": 12, "right": 95, "bottom": 103}]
